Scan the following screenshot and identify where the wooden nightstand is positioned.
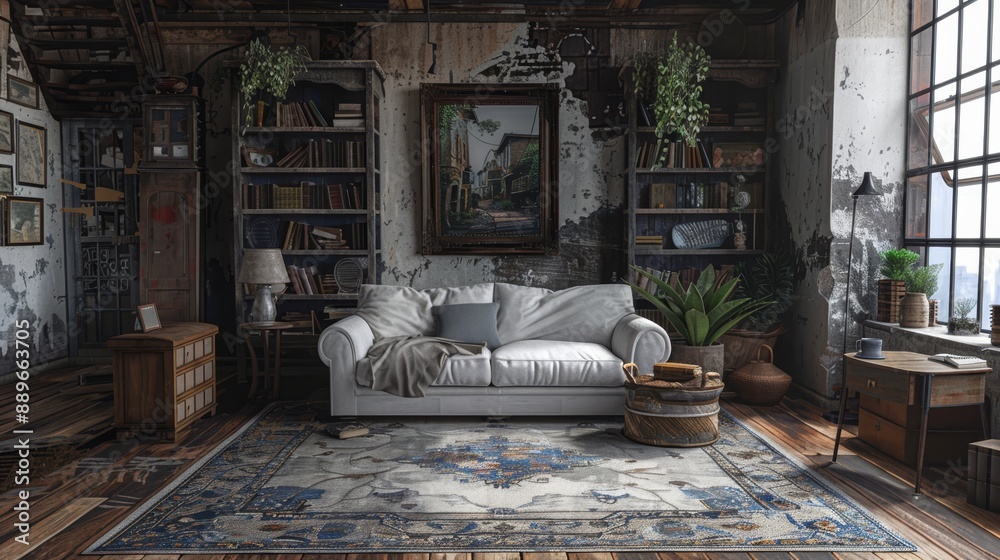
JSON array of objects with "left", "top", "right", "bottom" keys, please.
[{"left": 109, "top": 322, "right": 218, "bottom": 440}]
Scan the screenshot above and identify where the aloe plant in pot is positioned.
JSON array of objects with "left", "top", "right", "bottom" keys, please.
[{"left": 629, "top": 264, "right": 771, "bottom": 375}]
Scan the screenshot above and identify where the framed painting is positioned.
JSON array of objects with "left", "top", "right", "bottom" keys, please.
[
  {"left": 421, "top": 83, "right": 559, "bottom": 255},
  {"left": 7, "top": 75, "right": 39, "bottom": 109},
  {"left": 16, "top": 121, "right": 45, "bottom": 187},
  {"left": 0, "top": 164, "right": 12, "bottom": 194},
  {"left": 5, "top": 196, "right": 43, "bottom": 246},
  {"left": 137, "top": 303, "right": 162, "bottom": 332},
  {"left": 0, "top": 110, "right": 12, "bottom": 153}
]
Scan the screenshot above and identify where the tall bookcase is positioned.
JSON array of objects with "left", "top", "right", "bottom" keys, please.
[
  {"left": 232, "top": 61, "right": 384, "bottom": 329},
  {"left": 625, "top": 60, "right": 778, "bottom": 285}
]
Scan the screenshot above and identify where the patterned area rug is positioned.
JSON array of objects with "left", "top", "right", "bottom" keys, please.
[{"left": 87, "top": 403, "right": 915, "bottom": 554}]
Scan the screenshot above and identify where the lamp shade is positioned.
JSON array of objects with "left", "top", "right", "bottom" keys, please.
[
  {"left": 238, "top": 249, "right": 290, "bottom": 284},
  {"left": 852, "top": 171, "right": 881, "bottom": 197}
]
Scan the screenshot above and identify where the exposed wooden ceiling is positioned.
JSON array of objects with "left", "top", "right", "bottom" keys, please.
[{"left": 8, "top": 0, "right": 796, "bottom": 117}]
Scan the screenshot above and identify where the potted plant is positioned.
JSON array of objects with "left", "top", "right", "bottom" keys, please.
[
  {"left": 948, "top": 298, "right": 980, "bottom": 335},
  {"left": 239, "top": 38, "right": 310, "bottom": 128},
  {"left": 899, "top": 263, "right": 943, "bottom": 328},
  {"left": 718, "top": 251, "right": 794, "bottom": 373},
  {"left": 629, "top": 264, "right": 771, "bottom": 374},
  {"left": 631, "top": 34, "right": 711, "bottom": 165},
  {"left": 877, "top": 248, "right": 919, "bottom": 323}
]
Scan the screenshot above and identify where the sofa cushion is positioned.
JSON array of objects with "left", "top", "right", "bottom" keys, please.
[
  {"left": 491, "top": 340, "right": 625, "bottom": 387},
  {"left": 494, "top": 283, "right": 634, "bottom": 346},
  {"left": 356, "top": 283, "right": 494, "bottom": 339},
  {"left": 356, "top": 347, "right": 493, "bottom": 387},
  {"left": 434, "top": 303, "right": 502, "bottom": 350}
]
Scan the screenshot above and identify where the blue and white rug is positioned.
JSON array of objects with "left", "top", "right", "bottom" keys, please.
[{"left": 86, "top": 403, "right": 915, "bottom": 554}]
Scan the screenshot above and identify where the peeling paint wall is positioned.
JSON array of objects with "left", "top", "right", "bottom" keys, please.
[
  {"left": 0, "top": 3, "right": 67, "bottom": 383},
  {"left": 371, "top": 23, "right": 626, "bottom": 290},
  {"left": 775, "top": 1, "right": 907, "bottom": 404}
]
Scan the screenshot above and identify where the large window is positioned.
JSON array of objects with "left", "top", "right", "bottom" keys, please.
[{"left": 907, "top": 0, "right": 1000, "bottom": 330}]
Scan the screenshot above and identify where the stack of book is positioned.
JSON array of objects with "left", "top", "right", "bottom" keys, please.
[
  {"left": 332, "top": 102, "right": 364, "bottom": 127},
  {"left": 732, "top": 102, "right": 765, "bottom": 126},
  {"left": 708, "top": 107, "right": 729, "bottom": 125},
  {"left": 635, "top": 235, "right": 664, "bottom": 246},
  {"left": 312, "top": 226, "right": 347, "bottom": 249}
]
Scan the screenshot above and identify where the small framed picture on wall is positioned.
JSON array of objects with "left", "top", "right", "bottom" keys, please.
[
  {"left": 5, "top": 196, "right": 43, "bottom": 246},
  {"left": 0, "top": 110, "right": 13, "bottom": 153},
  {"left": 7, "top": 75, "right": 39, "bottom": 109},
  {"left": 15, "top": 121, "right": 45, "bottom": 188},
  {"left": 0, "top": 164, "right": 13, "bottom": 195},
  {"left": 137, "top": 303, "right": 162, "bottom": 332}
]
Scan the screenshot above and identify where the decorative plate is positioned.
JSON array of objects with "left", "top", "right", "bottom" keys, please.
[
  {"left": 671, "top": 219, "right": 731, "bottom": 250},
  {"left": 245, "top": 218, "right": 276, "bottom": 249},
  {"left": 334, "top": 257, "right": 365, "bottom": 294}
]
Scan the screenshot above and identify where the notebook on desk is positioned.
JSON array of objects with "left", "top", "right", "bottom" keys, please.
[{"left": 927, "top": 353, "right": 988, "bottom": 368}]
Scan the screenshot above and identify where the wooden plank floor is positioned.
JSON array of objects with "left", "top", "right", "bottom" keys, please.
[{"left": 0, "top": 369, "right": 999, "bottom": 559}]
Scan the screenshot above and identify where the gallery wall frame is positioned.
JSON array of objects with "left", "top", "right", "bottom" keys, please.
[
  {"left": 421, "top": 83, "right": 559, "bottom": 255},
  {"left": 137, "top": 303, "right": 162, "bottom": 332},
  {"left": 5, "top": 196, "right": 43, "bottom": 246},
  {"left": 0, "top": 110, "right": 12, "bottom": 153},
  {"left": 0, "top": 164, "right": 12, "bottom": 195},
  {"left": 7, "top": 75, "right": 39, "bottom": 109},
  {"left": 15, "top": 121, "right": 45, "bottom": 187}
]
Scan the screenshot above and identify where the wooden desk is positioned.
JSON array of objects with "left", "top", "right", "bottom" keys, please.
[
  {"left": 240, "top": 322, "right": 295, "bottom": 399},
  {"left": 833, "top": 351, "right": 991, "bottom": 494}
]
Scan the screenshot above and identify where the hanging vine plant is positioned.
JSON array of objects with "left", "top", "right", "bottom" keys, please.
[
  {"left": 631, "top": 34, "right": 711, "bottom": 163},
  {"left": 239, "top": 38, "right": 310, "bottom": 128}
]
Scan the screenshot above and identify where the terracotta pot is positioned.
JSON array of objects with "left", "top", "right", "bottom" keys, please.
[
  {"left": 899, "top": 292, "right": 929, "bottom": 328},
  {"left": 668, "top": 341, "right": 725, "bottom": 376}
]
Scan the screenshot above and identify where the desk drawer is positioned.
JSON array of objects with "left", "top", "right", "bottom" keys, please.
[{"left": 847, "top": 362, "right": 913, "bottom": 404}]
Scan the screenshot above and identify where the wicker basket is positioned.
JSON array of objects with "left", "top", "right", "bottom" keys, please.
[
  {"left": 718, "top": 323, "right": 787, "bottom": 373},
  {"left": 726, "top": 345, "right": 791, "bottom": 406},
  {"left": 622, "top": 363, "right": 724, "bottom": 447}
]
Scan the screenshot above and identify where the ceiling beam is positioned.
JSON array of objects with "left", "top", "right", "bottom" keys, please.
[
  {"left": 33, "top": 60, "right": 134, "bottom": 69},
  {"left": 28, "top": 37, "right": 129, "bottom": 50},
  {"left": 112, "top": 0, "right": 149, "bottom": 79},
  {"left": 387, "top": 0, "right": 423, "bottom": 10}
]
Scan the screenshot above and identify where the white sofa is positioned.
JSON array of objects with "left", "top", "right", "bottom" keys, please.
[{"left": 318, "top": 282, "right": 670, "bottom": 417}]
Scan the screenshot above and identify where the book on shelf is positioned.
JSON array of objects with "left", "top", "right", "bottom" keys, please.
[
  {"left": 332, "top": 118, "right": 365, "bottom": 128},
  {"left": 637, "top": 139, "right": 712, "bottom": 170},
  {"left": 648, "top": 183, "right": 675, "bottom": 209},
  {"left": 927, "top": 354, "right": 988, "bottom": 368},
  {"left": 635, "top": 235, "right": 664, "bottom": 245},
  {"left": 242, "top": 181, "right": 365, "bottom": 210},
  {"left": 281, "top": 221, "right": 353, "bottom": 251},
  {"left": 284, "top": 263, "right": 331, "bottom": 295},
  {"left": 274, "top": 139, "right": 365, "bottom": 168}
]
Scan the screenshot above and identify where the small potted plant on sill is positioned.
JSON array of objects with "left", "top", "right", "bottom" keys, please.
[
  {"left": 629, "top": 264, "right": 770, "bottom": 375},
  {"left": 877, "top": 248, "right": 919, "bottom": 323},
  {"left": 899, "top": 262, "right": 943, "bottom": 328},
  {"left": 630, "top": 34, "right": 711, "bottom": 167},
  {"left": 718, "top": 251, "right": 795, "bottom": 373},
  {"left": 948, "top": 298, "right": 980, "bottom": 336},
  {"left": 239, "top": 38, "right": 310, "bottom": 129}
]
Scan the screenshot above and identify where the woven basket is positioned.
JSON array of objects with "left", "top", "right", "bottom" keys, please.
[
  {"left": 718, "top": 323, "right": 787, "bottom": 373},
  {"left": 727, "top": 345, "right": 792, "bottom": 406},
  {"left": 622, "top": 363, "right": 724, "bottom": 447}
]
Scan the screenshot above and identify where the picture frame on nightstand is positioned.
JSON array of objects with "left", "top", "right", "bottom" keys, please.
[{"left": 137, "top": 303, "right": 162, "bottom": 332}]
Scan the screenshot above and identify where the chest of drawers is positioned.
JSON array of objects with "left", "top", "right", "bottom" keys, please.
[{"left": 109, "top": 322, "right": 219, "bottom": 440}]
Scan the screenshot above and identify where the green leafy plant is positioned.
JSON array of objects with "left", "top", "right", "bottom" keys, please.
[
  {"left": 903, "top": 263, "right": 943, "bottom": 296},
  {"left": 629, "top": 264, "right": 772, "bottom": 346},
  {"left": 239, "top": 38, "right": 310, "bottom": 127},
  {"left": 734, "top": 251, "right": 795, "bottom": 332},
  {"left": 631, "top": 34, "right": 710, "bottom": 154},
  {"left": 879, "top": 248, "right": 921, "bottom": 281}
]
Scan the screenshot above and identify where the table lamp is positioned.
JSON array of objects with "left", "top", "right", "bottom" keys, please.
[{"left": 238, "top": 249, "right": 289, "bottom": 326}]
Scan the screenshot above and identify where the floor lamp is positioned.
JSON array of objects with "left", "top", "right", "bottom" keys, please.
[{"left": 832, "top": 171, "right": 881, "bottom": 462}]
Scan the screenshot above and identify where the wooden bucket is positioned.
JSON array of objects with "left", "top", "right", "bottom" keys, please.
[{"left": 621, "top": 363, "right": 724, "bottom": 447}]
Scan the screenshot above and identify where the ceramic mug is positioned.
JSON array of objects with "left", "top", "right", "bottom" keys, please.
[{"left": 855, "top": 337, "right": 884, "bottom": 358}]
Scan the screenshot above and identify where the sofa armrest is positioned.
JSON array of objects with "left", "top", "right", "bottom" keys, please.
[
  {"left": 318, "top": 315, "right": 375, "bottom": 416},
  {"left": 611, "top": 314, "right": 670, "bottom": 374}
]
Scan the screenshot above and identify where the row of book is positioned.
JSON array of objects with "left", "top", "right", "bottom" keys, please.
[
  {"left": 708, "top": 102, "right": 765, "bottom": 126},
  {"left": 636, "top": 140, "right": 712, "bottom": 170},
  {"left": 280, "top": 221, "right": 367, "bottom": 251},
  {"left": 274, "top": 139, "right": 366, "bottom": 168},
  {"left": 647, "top": 181, "right": 763, "bottom": 210},
  {"left": 635, "top": 235, "right": 663, "bottom": 246},
  {"left": 242, "top": 182, "right": 366, "bottom": 210},
  {"left": 271, "top": 101, "right": 364, "bottom": 128},
  {"left": 286, "top": 265, "right": 338, "bottom": 296}
]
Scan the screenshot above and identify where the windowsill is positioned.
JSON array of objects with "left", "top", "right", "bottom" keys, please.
[{"left": 864, "top": 320, "right": 1000, "bottom": 356}]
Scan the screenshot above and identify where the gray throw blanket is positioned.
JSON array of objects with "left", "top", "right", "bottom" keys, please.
[{"left": 367, "top": 335, "right": 485, "bottom": 397}]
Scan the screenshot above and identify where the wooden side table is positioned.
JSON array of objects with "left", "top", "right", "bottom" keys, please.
[
  {"left": 240, "top": 322, "right": 294, "bottom": 399},
  {"left": 832, "top": 351, "right": 991, "bottom": 494}
]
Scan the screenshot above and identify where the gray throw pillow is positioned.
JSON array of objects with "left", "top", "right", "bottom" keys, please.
[{"left": 434, "top": 302, "right": 502, "bottom": 350}]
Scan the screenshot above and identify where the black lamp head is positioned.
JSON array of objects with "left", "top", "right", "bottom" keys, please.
[{"left": 852, "top": 171, "right": 881, "bottom": 198}]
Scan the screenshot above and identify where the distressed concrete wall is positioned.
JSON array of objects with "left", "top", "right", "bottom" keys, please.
[
  {"left": 0, "top": 7, "right": 67, "bottom": 383},
  {"left": 371, "top": 23, "right": 625, "bottom": 290},
  {"left": 774, "top": 0, "right": 907, "bottom": 404}
]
